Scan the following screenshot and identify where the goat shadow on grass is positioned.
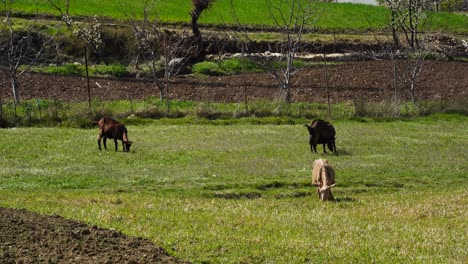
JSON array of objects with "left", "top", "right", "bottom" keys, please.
[
  {"left": 210, "top": 192, "right": 263, "bottom": 200},
  {"left": 335, "top": 148, "right": 351, "bottom": 156},
  {"left": 309, "top": 148, "right": 352, "bottom": 156},
  {"left": 333, "top": 197, "right": 357, "bottom": 203}
]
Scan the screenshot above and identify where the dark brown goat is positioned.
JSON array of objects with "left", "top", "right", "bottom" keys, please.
[
  {"left": 305, "top": 119, "right": 337, "bottom": 154},
  {"left": 97, "top": 117, "right": 132, "bottom": 152}
]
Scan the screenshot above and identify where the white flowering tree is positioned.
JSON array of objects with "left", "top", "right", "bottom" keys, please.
[
  {"left": 121, "top": 0, "right": 197, "bottom": 112},
  {"left": 48, "top": 0, "right": 103, "bottom": 111},
  {"left": 385, "top": 0, "right": 432, "bottom": 105}
]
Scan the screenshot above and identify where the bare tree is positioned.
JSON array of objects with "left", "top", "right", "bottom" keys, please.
[
  {"left": 46, "top": 0, "right": 70, "bottom": 24},
  {"left": 48, "top": 0, "right": 103, "bottom": 112},
  {"left": 231, "top": 0, "right": 321, "bottom": 104},
  {"left": 122, "top": 0, "right": 197, "bottom": 112},
  {"left": 48, "top": 0, "right": 103, "bottom": 56},
  {"left": 190, "top": 0, "right": 215, "bottom": 63},
  {"left": 386, "top": 0, "right": 429, "bottom": 51},
  {"left": 399, "top": 46, "right": 432, "bottom": 105},
  {"left": 385, "top": 0, "right": 432, "bottom": 105},
  {"left": 0, "top": 0, "right": 55, "bottom": 105}
]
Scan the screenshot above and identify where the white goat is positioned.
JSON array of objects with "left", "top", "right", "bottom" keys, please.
[{"left": 311, "top": 159, "right": 336, "bottom": 201}]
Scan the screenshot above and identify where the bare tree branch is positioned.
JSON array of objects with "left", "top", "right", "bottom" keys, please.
[
  {"left": 1, "top": 0, "right": 57, "bottom": 104},
  {"left": 122, "top": 0, "right": 197, "bottom": 112}
]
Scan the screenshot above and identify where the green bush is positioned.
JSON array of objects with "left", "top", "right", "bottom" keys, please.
[
  {"left": 220, "top": 58, "right": 261, "bottom": 74},
  {"left": 192, "top": 61, "right": 224, "bottom": 76},
  {"left": 193, "top": 58, "right": 262, "bottom": 76},
  {"left": 42, "top": 63, "right": 130, "bottom": 77},
  {"left": 46, "top": 64, "right": 84, "bottom": 76},
  {"left": 91, "top": 63, "right": 130, "bottom": 77}
]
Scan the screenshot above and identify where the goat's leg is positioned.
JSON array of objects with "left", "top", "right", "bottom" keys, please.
[
  {"left": 103, "top": 137, "right": 108, "bottom": 150},
  {"left": 322, "top": 144, "right": 328, "bottom": 153},
  {"left": 98, "top": 136, "right": 102, "bottom": 150},
  {"left": 114, "top": 139, "right": 118, "bottom": 151},
  {"left": 311, "top": 144, "right": 317, "bottom": 153}
]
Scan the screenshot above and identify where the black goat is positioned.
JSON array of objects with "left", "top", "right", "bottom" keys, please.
[{"left": 305, "top": 119, "right": 337, "bottom": 154}]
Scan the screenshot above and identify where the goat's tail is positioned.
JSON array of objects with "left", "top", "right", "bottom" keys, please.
[{"left": 122, "top": 128, "right": 129, "bottom": 143}]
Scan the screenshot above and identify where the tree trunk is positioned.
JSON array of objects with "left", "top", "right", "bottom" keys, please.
[
  {"left": 392, "top": 53, "right": 398, "bottom": 103},
  {"left": 11, "top": 75, "right": 21, "bottom": 104},
  {"left": 0, "top": 92, "right": 3, "bottom": 123},
  {"left": 390, "top": 9, "right": 401, "bottom": 48},
  {"left": 190, "top": 10, "right": 201, "bottom": 42},
  {"left": 410, "top": 80, "right": 417, "bottom": 105},
  {"left": 281, "top": 51, "right": 294, "bottom": 104},
  {"left": 159, "top": 88, "right": 164, "bottom": 101},
  {"left": 282, "top": 82, "right": 291, "bottom": 104},
  {"left": 165, "top": 82, "right": 170, "bottom": 114},
  {"left": 190, "top": 9, "right": 204, "bottom": 63}
]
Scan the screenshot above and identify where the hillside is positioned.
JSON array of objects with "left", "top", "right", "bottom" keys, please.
[{"left": 9, "top": 0, "right": 468, "bottom": 34}]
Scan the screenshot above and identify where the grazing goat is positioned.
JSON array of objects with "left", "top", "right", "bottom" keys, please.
[
  {"left": 305, "top": 119, "right": 337, "bottom": 154},
  {"left": 97, "top": 117, "right": 132, "bottom": 152},
  {"left": 311, "top": 159, "right": 336, "bottom": 201}
]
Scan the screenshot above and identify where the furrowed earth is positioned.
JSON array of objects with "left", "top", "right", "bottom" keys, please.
[
  {"left": 0, "top": 59, "right": 466, "bottom": 263},
  {"left": 0, "top": 207, "right": 188, "bottom": 263},
  {"left": 1, "top": 60, "right": 467, "bottom": 104}
]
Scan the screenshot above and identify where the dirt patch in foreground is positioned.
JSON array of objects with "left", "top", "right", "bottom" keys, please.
[{"left": 0, "top": 207, "right": 188, "bottom": 264}]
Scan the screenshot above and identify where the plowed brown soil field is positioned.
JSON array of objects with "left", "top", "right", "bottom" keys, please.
[
  {"left": 0, "top": 207, "right": 188, "bottom": 263},
  {"left": 1, "top": 61, "right": 467, "bottom": 104}
]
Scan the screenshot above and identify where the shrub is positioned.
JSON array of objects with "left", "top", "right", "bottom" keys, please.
[
  {"left": 193, "top": 58, "right": 262, "bottom": 76},
  {"left": 43, "top": 63, "right": 130, "bottom": 77},
  {"left": 46, "top": 64, "right": 84, "bottom": 76},
  {"left": 91, "top": 63, "right": 129, "bottom": 77},
  {"left": 220, "top": 58, "right": 260, "bottom": 74},
  {"left": 192, "top": 61, "right": 224, "bottom": 76}
]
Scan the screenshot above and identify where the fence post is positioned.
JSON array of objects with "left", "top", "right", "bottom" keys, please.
[
  {"left": 0, "top": 92, "right": 2, "bottom": 121},
  {"left": 323, "top": 54, "right": 331, "bottom": 119},
  {"left": 84, "top": 47, "right": 92, "bottom": 113},
  {"left": 37, "top": 99, "right": 42, "bottom": 120},
  {"left": 129, "top": 95, "right": 133, "bottom": 114},
  {"left": 54, "top": 96, "right": 59, "bottom": 120}
]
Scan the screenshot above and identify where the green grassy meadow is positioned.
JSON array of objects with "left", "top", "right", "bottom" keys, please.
[
  {"left": 0, "top": 115, "right": 467, "bottom": 263},
  {"left": 10, "top": 0, "right": 468, "bottom": 34}
]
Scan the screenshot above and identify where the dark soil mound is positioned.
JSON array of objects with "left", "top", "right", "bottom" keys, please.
[{"left": 0, "top": 207, "right": 188, "bottom": 264}]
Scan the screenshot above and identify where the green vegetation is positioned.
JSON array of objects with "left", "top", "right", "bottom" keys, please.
[
  {"left": 29, "top": 58, "right": 310, "bottom": 78},
  {"left": 192, "top": 58, "right": 263, "bottom": 76},
  {"left": 9, "top": 0, "right": 468, "bottom": 34},
  {"left": 0, "top": 115, "right": 466, "bottom": 263},
  {"left": 2, "top": 97, "right": 466, "bottom": 128},
  {"left": 29, "top": 63, "right": 130, "bottom": 77}
]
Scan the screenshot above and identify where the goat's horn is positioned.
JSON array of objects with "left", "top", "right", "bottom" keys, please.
[{"left": 320, "top": 184, "right": 336, "bottom": 192}]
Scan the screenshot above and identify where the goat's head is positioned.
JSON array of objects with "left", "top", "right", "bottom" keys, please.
[
  {"left": 124, "top": 141, "right": 133, "bottom": 152},
  {"left": 317, "top": 184, "right": 335, "bottom": 201}
]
